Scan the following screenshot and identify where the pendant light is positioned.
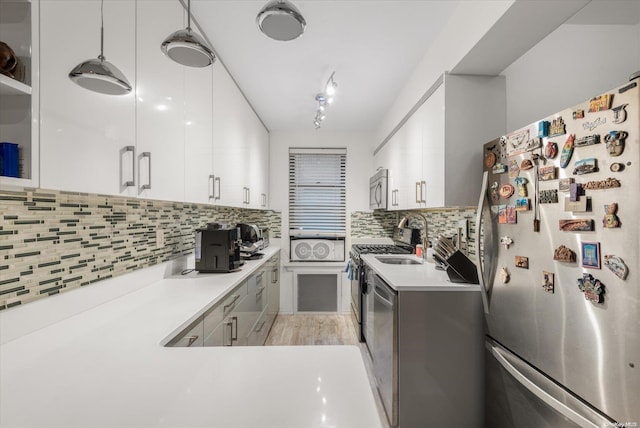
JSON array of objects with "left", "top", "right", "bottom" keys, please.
[
  {"left": 161, "top": 0, "right": 215, "bottom": 67},
  {"left": 257, "top": 0, "right": 306, "bottom": 41},
  {"left": 69, "top": 0, "right": 132, "bottom": 95}
]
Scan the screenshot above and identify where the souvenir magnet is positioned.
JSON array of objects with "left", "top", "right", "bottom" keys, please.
[
  {"left": 500, "top": 236, "right": 513, "bottom": 249},
  {"left": 493, "top": 163, "right": 508, "bottom": 174},
  {"left": 559, "top": 219, "right": 594, "bottom": 232},
  {"left": 538, "top": 166, "right": 556, "bottom": 181},
  {"left": 603, "top": 203, "right": 621, "bottom": 228},
  {"left": 507, "top": 206, "right": 517, "bottom": 224},
  {"left": 577, "top": 273, "right": 605, "bottom": 304},
  {"left": 610, "top": 163, "right": 625, "bottom": 172},
  {"left": 612, "top": 104, "right": 628, "bottom": 124},
  {"left": 558, "top": 178, "right": 574, "bottom": 192},
  {"left": 604, "top": 130, "right": 627, "bottom": 156},
  {"left": 575, "top": 134, "right": 600, "bottom": 147},
  {"left": 588, "top": 94, "right": 613, "bottom": 112},
  {"left": 506, "top": 129, "right": 530, "bottom": 156},
  {"left": 498, "top": 205, "right": 507, "bottom": 224},
  {"left": 539, "top": 189, "right": 558, "bottom": 204},
  {"left": 569, "top": 183, "right": 583, "bottom": 202},
  {"left": 515, "top": 256, "right": 529, "bottom": 269},
  {"left": 573, "top": 158, "right": 598, "bottom": 175},
  {"left": 525, "top": 137, "right": 543, "bottom": 152},
  {"left": 564, "top": 197, "right": 588, "bottom": 213},
  {"left": 573, "top": 109, "right": 584, "bottom": 119},
  {"left": 549, "top": 117, "right": 566, "bottom": 137},
  {"left": 538, "top": 121, "right": 549, "bottom": 137},
  {"left": 515, "top": 198, "right": 530, "bottom": 211},
  {"left": 560, "top": 134, "right": 575, "bottom": 168},
  {"left": 514, "top": 177, "right": 528, "bottom": 197},
  {"left": 490, "top": 182, "right": 500, "bottom": 203},
  {"left": 603, "top": 255, "right": 628, "bottom": 280},
  {"left": 500, "top": 267, "right": 510, "bottom": 284},
  {"left": 544, "top": 141, "right": 558, "bottom": 159},
  {"left": 542, "top": 272, "right": 554, "bottom": 294},
  {"left": 583, "top": 177, "right": 621, "bottom": 190},
  {"left": 499, "top": 183, "right": 515, "bottom": 199},
  {"left": 509, "top": 160, "right": 520, "bottom": 178},
  {"left": 553, "top": 245, "right": 576, "bottom": 263},
  {"left": 582, "top": 118, "right": 606, "bottom": 132},
  {"left": 520, "top": 159, "right": 534, "bottom": 170},
  {"left": 581, "top": 242, "right": 601, "bottom": 269},
  {"left": 484, "top": 151, "right": 497, "bottom": 168}
]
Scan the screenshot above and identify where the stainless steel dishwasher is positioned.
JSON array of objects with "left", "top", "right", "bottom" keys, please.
[{"left": 370, "top": 273, "right": 398, "bottom": 427}]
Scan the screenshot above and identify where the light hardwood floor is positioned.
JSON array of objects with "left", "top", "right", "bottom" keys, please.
[{"left": 265, "top": 314, "right": 390, "bottom": 428}]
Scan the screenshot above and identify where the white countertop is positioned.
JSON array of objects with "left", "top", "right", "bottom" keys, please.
[
  {"left": 361, "top": 253, "right": 481, "bottom": 292},
  {"left": 0, "top": 246, "right": 382, "bottom": 428}
]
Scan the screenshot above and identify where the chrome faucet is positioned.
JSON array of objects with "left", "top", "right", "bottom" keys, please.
[{"left": 397, "top": 212, "right": 429, "bottom": 249}]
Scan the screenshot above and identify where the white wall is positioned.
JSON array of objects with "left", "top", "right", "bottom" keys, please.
[
  {"left": 502, "top": 22, "right": 640, "bottom": 130},
  {"left": 269, "top": 130, "right": 373, "bottom": 313}
]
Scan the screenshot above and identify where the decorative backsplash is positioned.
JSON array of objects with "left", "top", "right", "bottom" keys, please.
[
  {"left": 350, "top": 207, "right": 478, "bottom": 258},
  {"left": 0, "top": 188, "right": 281, "bottom": 310}
]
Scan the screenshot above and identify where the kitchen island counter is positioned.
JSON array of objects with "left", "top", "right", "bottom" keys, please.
[
  {"left": 0, "top": 246, "right": 381, "bottom": 428},
  {"left": 361, "top": 253, "right": 480, "bottom": 292}
]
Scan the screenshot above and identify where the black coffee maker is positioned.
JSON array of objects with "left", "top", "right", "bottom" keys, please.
[{"left": 195, "top": 224, "right": 241, "bottom": 273}]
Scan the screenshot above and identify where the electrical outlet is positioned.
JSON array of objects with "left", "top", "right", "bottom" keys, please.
[
  {"left": 156, "top": 229, "right": 165, "bottom": 248},
  {"left": 458, "top": 219, "right": 468, "bottom": 239}
]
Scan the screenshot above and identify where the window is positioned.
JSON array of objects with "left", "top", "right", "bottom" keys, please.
[{"left": 289, "top": 148, "right": 346, "bottom": 235}]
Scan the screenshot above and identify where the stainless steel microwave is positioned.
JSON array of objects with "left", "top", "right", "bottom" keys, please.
[{"left": 369, "top": 169, "right": 388, "bottom": 210}]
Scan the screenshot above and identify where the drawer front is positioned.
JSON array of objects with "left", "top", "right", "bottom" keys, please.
[{"left": 203, "top": 281, "right": 247, "bottom": 339}]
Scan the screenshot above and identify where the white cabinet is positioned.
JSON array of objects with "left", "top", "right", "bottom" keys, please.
[
  {"left": 211, "top": 64, "right": 270, "bottom": 209},
  {"left": 0, "top": 0, "right": 39, "bottom": 189},
  {"left": 375, "top": 73, "right": 505, "bottom": 209},
  {"left": 136, "top": 0, "right": 185, "bottom": 202},
  {"left": 39, "top": 0, "right": 136, "bottom": 196}
]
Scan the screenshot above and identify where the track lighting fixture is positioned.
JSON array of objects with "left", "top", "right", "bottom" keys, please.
[{"left": 313, "top": 72, "right": 338, "bottom": 129}]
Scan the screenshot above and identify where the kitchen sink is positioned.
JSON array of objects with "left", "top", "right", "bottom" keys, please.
[{"left": 375, "top": 256, "right": 422, "bottom": 265}]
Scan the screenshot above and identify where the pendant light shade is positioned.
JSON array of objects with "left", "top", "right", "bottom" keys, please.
[
  {"left": 161, "top": 0, "right": 215, "bottom": 67},
  {"left": 68, "top": 0, "right": 132, "bottom": 95},
  {"left": 257, "top": 0, "right": 306, "bottom": 41}
]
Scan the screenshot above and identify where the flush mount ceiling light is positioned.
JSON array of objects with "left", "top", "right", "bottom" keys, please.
[
  {"left": 161, "top": 0, "right": 216, "bottom": 67},
  {"left": 313, "top": 72, "right": 338, "bottom": 130},
  {"left": 257, "top": 0, "right": 306, "bottom": 41},
  {"left": 68, "top": 0, "right": 132, "bottom": 95}
]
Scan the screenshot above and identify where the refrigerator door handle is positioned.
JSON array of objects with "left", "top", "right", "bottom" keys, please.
[
  {"left": 475, "top": 170, "right": 490, "bottom": 314},
  {"left": 488, "top": 342, "right": 610, "bottom": 428}
]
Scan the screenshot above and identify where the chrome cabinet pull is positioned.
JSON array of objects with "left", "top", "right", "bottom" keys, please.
[
  {"left": 261, "top": 193, "right": 267, "bottom": 207},
  {"left": 255, "top": 320, "right": 266, "bottom": 333},
  {"left": 138, "top": 152, "right": 151, "bottom": 191},
  {"left": 214, "top": 177, "right": 221, "bottom": 200},
  {"left": 223, "top": 294, "right": 240, "bottom": 313},
  {"left": 231, "top": 316, "right": 238, "bottom": 341},
  {"left": 421, "top": 180, "right": 426, "bottom": 203},
  {"left": 246, "top": 187, "right": 250, "bottom": 204},
  {"left": 185, "top": 335, "right": 199, "bottom": 347},
  {"left": 120, "top": 146, "right": 135, "bottom": 187},
  {"left": 224, "top": 319, "right": 233, "bottom": 346},
  {"left": 209, "top": 175, "right": 215, "bottom": 199},
  {"left": 415, "top": 181, "right": 421, "bottom": 203}
]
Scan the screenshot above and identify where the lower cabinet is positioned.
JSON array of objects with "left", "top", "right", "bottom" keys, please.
[{"left": 170, "top": 252, "right": 280, "bottom": 348}]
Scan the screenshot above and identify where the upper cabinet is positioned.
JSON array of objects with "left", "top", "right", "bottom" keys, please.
[
  {"left": 39, "top": 0, "right": 136, "bottom": 197},
  {"left": 0, "top": 0, "right": 39, "bottom": 189},
  {"left": 376, "top": 73, "right": 505, "bottom": 210},
  {"left": 36, "top": 0, "right": 270, "bottom": 208}
]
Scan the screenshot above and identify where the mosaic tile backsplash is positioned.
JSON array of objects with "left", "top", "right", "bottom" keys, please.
[
  {"left": 350, "top": 207, "right": 478, "bottom": 259},
  {"left": 0, "top": 188, "right": 281, "bottom": 310}
]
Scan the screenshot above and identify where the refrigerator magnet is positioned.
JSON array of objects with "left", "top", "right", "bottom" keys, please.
[
  {"left": 542, "top": 272, "right": 554, "bottom": 293},
  {"left": 588, "top": 93, "right": 613, "bottom": 112},
  {"left": 520, "top": 159, "right": 534, "bottom": 170},
  {"left": 603, "top": 203, "right": 621, "bottom": 228},
  {"left": 564, "top": 197, "right": 589, "bottom": 213},
  {"left": 509, "top": 160, "right": 520, "bottom": 178},
  {"left": 577, "top": 273, "right": 605, "bottom": 304},
  {"left": 581, "top": 242, "right": 601, "bottom": 269},
  {"left": 539, "top": 166, "right": 556, "bottom": 181},
  {"left": 544, "top": 141, "right": 558, "bottom": 159},
  {"left": 560, "top": 134, "right": 575, "bottom": 168},
  {"left": 559, "top": 177, "right": 574, "bottom": 192},
  {"left": 506, "top": 206, "right": 517, "bottom": 224},
  {"left": 515, "top": 256, "right": 529, "bottom": 269},
  {"left": 500, "top": 236, "right": 513, "bottom": 249},
  {"left": 484, "top": 151, "right": 497, "bottom": 168},
  {"left": 573, "top": 158, "right": 598, "bottom": 175},
  {"left": 572, "top": 109, "right": 584, "bottom": 119},
  {"left": 559, "top": 219, "right": 594, "bottom": 232},
  {"left": 539, "top": 189, "right": 559, "bottom": 204},
  {"left": 514, "top": 177, "right": 528, "bottom": 196},
  {"left": 499, "top": 184, "right": 515, "bottom": 199},
  {"left": 603, "top": 255, "right": 628, "bottom": 280},
  {"left": 515, "top": 198, "right": 530, "bottom": 211},
  {"left": 498, "top": 205, "right": 507, "bottom": 224},
  {"left": 549, "top": 117, "right": 566, "bottom": 137},
  {"left": 500, "top": 267, "right": 510, "bottom": 284},
  {"left": 611, "top": 104, "right": 628, "bottom": 124},
  {"left": 604, "top": 130, "right": 627, "bottom": 156},
  {"left": 553, "top": 245, "right": 577, "bottom": 263},
  {"left": 538, "top": 121, "right": 550, "bottom": 138},
  {"left": 492, "top": 163, "right": 508, "bottom": 174},
  {"left": 574, "top": 134, "right": 600, "bottom": 147},
  {"left": 583, "top": 177, "right": 621, "bottom": 190}
]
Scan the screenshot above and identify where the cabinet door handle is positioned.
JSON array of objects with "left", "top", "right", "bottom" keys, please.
[
  {"left": 255, "top": 320, "right": 266, "bottom": 333},
  {"left": 120, "top": 146, "right": 135, "bottom": 187},
  {"left": 247, "top": 188, "right": 250, "bottom": 204},
  {"left": 214, "top": 177, "right": 221, "bottom": 200},
  {"left": 223, "top": 294, "right": 240, "bottom": 313},
  {"left": 261, "top": 193, "right": 267, "bottom": 207},
  {"left": 421, "top": 180, "right": 427, "bottom": 203},
  {"left": 224, "top": 319, "right": 233, "bottom": 346},
  {"left": 256, "top": 286, "right": 266, "bottom": 300},
  {"left": 185, "top": 335, "right": 199, "bottom": 347},
  {"left": 415, "top": 182, "right": 421, "bottom": 203},
  {"left": 231, "top": 316, "right": 238, "bottom": 341},
  {"left": 138, "top": 152, "right": 151, "bottom": 191},
  {"left": 209, "top": 175, "right": 215, "bottom": 199}
]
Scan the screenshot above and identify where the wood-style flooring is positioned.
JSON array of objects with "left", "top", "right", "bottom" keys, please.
[{"left": 265, "top": 314, "right": 390, "bottom": 428}]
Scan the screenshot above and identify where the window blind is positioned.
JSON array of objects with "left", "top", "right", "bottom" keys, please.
[{"left": 289, "top": 148, "right": 346, "bottom": 234}]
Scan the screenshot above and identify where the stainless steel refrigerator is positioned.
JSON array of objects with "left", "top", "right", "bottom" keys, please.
[{"left": 476, "top": 76, "right": 639, "bottom": 427}]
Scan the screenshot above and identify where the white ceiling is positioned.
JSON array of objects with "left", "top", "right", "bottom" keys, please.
[
  {"left": 190, "top": 1, "right": 459, "bottom": 132},
  {"left": 190, "top": 0, "right": 640, "bottom": 134}
]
